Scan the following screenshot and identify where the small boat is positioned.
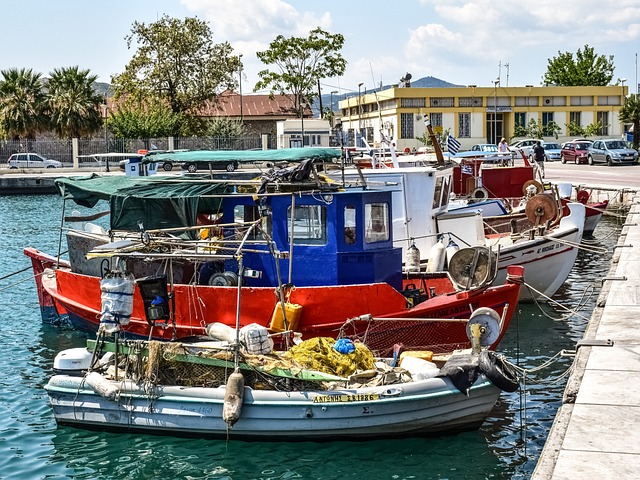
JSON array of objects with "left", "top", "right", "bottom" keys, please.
[
  {"left": 25, "top": 148, "right": 523, "bottom": 354},
  {"left": 45, "top": 309, "right": 520, "bottom": 440}
]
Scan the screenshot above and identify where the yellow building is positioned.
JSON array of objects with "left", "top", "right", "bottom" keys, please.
[{"left": 337, "top": 84, "right": 628, "bottom": 151}]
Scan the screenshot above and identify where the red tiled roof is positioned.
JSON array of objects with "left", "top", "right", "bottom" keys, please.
[{"left": 200, "top": 91, "right": 310, "bottom": 118}]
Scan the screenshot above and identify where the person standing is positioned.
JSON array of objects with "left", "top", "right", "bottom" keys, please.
[
  {"left": 532, "top": 141, "right": 545, "bottom": 178},
  {"left": 498, "top": 137, "right": 509, "bottom": 152}
]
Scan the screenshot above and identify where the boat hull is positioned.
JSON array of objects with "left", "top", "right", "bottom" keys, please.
[{"left": 45, "top": 374, "right": 501, "bottom": 439}]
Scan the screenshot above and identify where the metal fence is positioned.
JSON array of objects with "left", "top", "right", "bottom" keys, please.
[{"left": 0, "top": 135, "right": 276, "bottom": 170}]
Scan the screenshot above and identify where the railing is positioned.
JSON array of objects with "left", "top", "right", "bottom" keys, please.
[{"left": 0, "top": 136, "right": 277, "bottom": 170}]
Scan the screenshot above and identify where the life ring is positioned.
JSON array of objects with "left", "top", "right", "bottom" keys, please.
[
  {"left": 576, "top": 189, "right": 590, "bottom": 204},
  {"left": 478, "top": 350, "right": 519, "bottom": 392},
  {"left": 471, "top": 187, "right": 489, "bottom": 202}
]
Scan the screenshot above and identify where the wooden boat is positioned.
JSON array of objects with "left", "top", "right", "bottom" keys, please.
[
  {"left": 336, "top": 165, "right": 585, "bottom": 301},
  {"left": 45, "top": 317, "right": 519, "bottom": 439},
  {"left": 24, "top": 149, "right": 523, "bottom": 355}
]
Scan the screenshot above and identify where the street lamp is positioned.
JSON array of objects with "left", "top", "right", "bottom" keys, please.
[
  {"left": 239, "top": 54, "right": 243, "bottom": 124},
  {"left": 300, "top": 101, "right": 307, "bottom": 148},
  {"left": 493, "top": 79, "right": 500, "bottom": 138},
  {"left": 100, "top": 97, "right": 109, "bottom": 172},
  {"left": 330, "top": 90, "right": 338, "bottom": 125}
]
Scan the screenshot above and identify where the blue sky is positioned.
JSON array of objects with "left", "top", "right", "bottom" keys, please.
[{"left": 3, "top": 0, "right": 640, "bottom": 96}]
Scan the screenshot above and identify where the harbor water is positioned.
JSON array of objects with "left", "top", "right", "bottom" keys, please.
[{"left": 0, "top": 193, "right": 625, "bottom": 480}]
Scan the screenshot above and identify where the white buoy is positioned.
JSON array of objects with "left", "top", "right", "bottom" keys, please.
[
  {"left": 223, "top": 368, "right": 245, "bottom": 427},
  {"left": 445, "top": 240, "right": 460, "bottom": 270},
  {"left": 405, "top": 243, "right": 421, "bottom": 272},
  {"left": 426, "top": 237, "right": 446, "bottom": 273}
]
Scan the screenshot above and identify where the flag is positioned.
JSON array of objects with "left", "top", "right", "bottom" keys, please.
[
  {"left": 447, "top": 135, "right": 461, "bottom": 155},
  {"left": 461, "top": 164, "right": 473, "bottom": 175}
]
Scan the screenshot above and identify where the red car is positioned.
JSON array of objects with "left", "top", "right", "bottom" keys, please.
[{"left": 560, "top": 140, "right": 592, "bottom": 164}]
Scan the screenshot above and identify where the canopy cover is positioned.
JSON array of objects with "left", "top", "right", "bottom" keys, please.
[
  {"left": 142, "top": 147, "right": 342, "bottom": 164},
  {"left": 55, "top": 174, "right": 233, "bottom": 232}
]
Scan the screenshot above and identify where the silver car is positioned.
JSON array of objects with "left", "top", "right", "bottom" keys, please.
[{"left": 587, "top": 139, "right": 638, "bottom": 166}]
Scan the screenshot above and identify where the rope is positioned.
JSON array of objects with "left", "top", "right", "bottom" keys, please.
[
  {"left": 524, "top": 281, "right": 594, "bottom": 322},
  {"left": 0, "top": 270, "right": 46, "bottom": 293},
  {"left": 541, "top": 234, "right": 608, "bottom": 255},
  {"left": 500, "top": 349, "right": 575, "bottom": 385}
]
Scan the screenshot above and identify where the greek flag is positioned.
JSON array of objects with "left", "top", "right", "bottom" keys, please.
[{"left": 447, "top": 135, "right": 461, "bottom": 155}]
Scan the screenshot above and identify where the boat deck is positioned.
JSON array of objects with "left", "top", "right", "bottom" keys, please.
[{"left": 532, "top": 199, "right": 640, "bottom": 479}]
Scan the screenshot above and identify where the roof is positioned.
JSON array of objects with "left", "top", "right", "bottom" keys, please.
[{"left": 199, "top": 91, "right": 312, "bottom": 119}]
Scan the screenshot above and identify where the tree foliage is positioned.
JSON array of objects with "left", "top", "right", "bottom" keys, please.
[
  {"left": 255, "top": 28, "right": 346, "bottom": 114},
  {"left": 107, "top": 102, "right": 183, "bottom": 139},
  {"left": 543, "top": 45, "right": 614, "bottom": 86},
  {"left": 47, "top": 66, "right": 104, "bottom": 139},
  {"left": 619, "top": 94, "right": 640, "bottom": 149},
  {"left": 112, "top": 15, "right": 241, "bottom": 122},
  {"left": 0, "top": 68, "right": 48, "bottom": 140}
]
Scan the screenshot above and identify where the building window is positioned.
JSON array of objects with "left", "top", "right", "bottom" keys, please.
[
  {"left": 598, "top": 96, "right": 621, "bottom": 106},
  {"left": 515, "top": 112, "right": 526, "bottom": 129},
  {"left": 401, "top": 97, "right": 426, "bottom": 108},
  {"left": 569, "top": 112, "right": 581, "bottom": 125},
  {"left": 430, "top": 97, "right": 454, "bottom": 108},
  {"left": 430, "top": 113, "right": 443, "bottom": 127},
  {"left": 570, "top": 96, "right": 594, "bottom": 106},
  {"left": 459, "top": 97, "right": 483, "bottom": 107},
  {"left": 400, "top": 113, "right": 414, "bottom": 139},
  {"left": 542, "top": 112, "right": 554, "bottom": 126},
  {"left": 596, "top": 111, "right": 609, "bottom": 135},
  {"left": 515, "top": 96, "right": 538, "bottom": 107},
  {"left": 365, "top": 127, "right": 374, "bottom": 143},
  {"left": 458, "top": 113, "right": 471, "bottom": 138}
]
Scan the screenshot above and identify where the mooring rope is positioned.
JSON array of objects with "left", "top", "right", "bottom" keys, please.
[
  {"left": 541, "top": 234, "right": 608, "bottom": 254},
  {"left": 524, "top": 281, "right": 594, "bottom": 322}
]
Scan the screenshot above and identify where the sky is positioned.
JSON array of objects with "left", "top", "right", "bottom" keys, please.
[{"left": 3, "top": 0, "right": 640, "bottom": 98}]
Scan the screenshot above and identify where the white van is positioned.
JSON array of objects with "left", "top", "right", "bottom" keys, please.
[{"left": 8, "top": 153, "right": 63, "bottom": 169}]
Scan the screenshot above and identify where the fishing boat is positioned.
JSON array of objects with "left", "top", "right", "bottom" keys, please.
[
  {"left": 335, "top": 165, "right": 586, "bottom": 301},
  {"left": 24, "top": 148, "right": 523, "bottom": 355},
  {"left": 45, "top": 308, "right": 520, "bottom": 440}
]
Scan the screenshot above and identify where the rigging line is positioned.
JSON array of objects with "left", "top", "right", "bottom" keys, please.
[
  {"left": 524, "top": 282, "right": 593, "bottom": 322},
  {"left": 0, "top": 250, "right": 69, "bottom": 282},
  {"left": 541, "top": 235, "right": 608, "bottom": 255},
  {"left": 0, "top": 270, "right": 46, "bottom": 293}
]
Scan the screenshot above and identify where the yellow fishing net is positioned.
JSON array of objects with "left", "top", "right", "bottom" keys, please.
[{"left": 280, "top": 337, "right": 375, "bottom": 377}]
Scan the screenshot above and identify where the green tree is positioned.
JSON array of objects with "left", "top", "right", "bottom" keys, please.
[
  {"left": 107, "top": 102, "right": 183, "bottom": 142},
  {"left": 47, "top": 66, "right": 104, "bottom": 139},
  {"left": 112, "top": 15, "right": 241, "bottom": 126},
  {"left": 0, "top": 68, "right": 48, "bottom": 141},
  {"left": 619, "top": 94, "right": 640, "bottom": 149},
  {"left": 520, "top": 118, "right": 561, "bottom": 139},
  {"left": 543, "top": 45, "right": 614, "bottom": 86},
  {"left": 255, "top": 28, "right": 346, "bottom": 115}
]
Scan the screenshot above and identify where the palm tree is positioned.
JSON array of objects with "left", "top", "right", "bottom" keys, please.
[
  {"left": 619, "top": 94, "right": 640, "bottom": 150},
  {"left": 0, "top": 68, "right": 48, "bottom": 141},
  {"left": 47, "top": 66, "right": 103, "bottom": 139}
]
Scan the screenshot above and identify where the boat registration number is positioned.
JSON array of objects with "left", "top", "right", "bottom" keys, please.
[{"left": 312, "top": 393, "right": 379, "bottom": 403}]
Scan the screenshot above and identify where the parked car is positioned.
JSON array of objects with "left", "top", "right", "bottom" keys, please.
[
  {"left": 560, "top": 141, "right": 592, "bottom": 164},
  {"left": 531, "top": 141, "right": 562, "bottom": 162},
  {"left": 470, "top": 143, "right": 499, "bottom": 152},
  {"left": 510, "top": 138, "right": 540, "bottom": 156},
  {"left": 7, "top": 153, "right": 63, "bottom": 169},
  {"left": 179, "top": 160, "right": 238, "bottom": 173},
  {"left": 587, "top": 139, "right": 639, "bottom": 166}
]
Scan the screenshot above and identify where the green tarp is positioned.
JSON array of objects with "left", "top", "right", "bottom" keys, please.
[
  {"left": 142, "top": 147, "right": 342, "bottom": 164},
  {"left": 55, "top": 174, "right": 234, "bottom": 232}
]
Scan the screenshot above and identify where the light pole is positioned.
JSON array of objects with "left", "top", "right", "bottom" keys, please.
[
  {"left": 357, "top": 82, "right": 364, "bottom": 146},
  {"left": 239, "top": 54, "right": 243, "bottom": 124},
  {"left": 493, "top": 79, "right": 500, "bottom": 143},
  {"left": 330, "top": 90, "right": 338, "bottom": 125},
  {"left": 101, "top": 97, "right": 109, "bottom": 172},
  {"left": 300, "top": 101, "right": 307, "bottom": 148}
]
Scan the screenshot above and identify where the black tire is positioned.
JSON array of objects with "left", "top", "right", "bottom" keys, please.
[
  {"left": 561, "top": 155, "right": 566, "bottom": 164},
  {"left": 588, "top": 155, "right": 594, "bottom": 165},
  {"left": 162, "top": 162, "right": 173, "bottom": 171},
  {"left": 225, "top": 162, "right": 236, "bottom": 172},
  {"left": 478, "top": 350, "right": 519, "bottom": 392},
  {"left": 607, "top": 156, "right": 613, "bottom": 167},
  {"left": 187, "top": 163, "right": 197, "bottom": 173}
]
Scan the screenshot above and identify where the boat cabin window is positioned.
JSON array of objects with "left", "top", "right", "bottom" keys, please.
[
  {"left": 287, "top": 205, "right": 326, "bottom": 245},
  {"left": 365, "top": 203, "right": 389, "bottom": 243},
  {"left": 233, "top": 205, "right": 270, "bottom": 240},
  {"left": 344, "top": 205, "right": 356, "bottom": 244},
  {"left": 433, "top": 176, "right": 444, "bottom": 208}
]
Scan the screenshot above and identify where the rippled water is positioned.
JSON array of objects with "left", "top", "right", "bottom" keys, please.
[{"left": 0, "top": 194, "right": 625, "bottom": 480}]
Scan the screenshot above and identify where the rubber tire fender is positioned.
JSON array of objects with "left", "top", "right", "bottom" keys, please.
[{"left": 478, "top": 350, "right": 519, "bottom": 392}]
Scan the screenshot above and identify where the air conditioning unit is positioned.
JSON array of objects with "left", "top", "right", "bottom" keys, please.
[
  {"left": 544, "top": 98, "right": 551, "bottom": 105},
  {"left": 433, "top": 100, "right": 439, "bottom": 106}
]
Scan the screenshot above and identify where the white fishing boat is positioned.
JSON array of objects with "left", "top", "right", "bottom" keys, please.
[{"left": 45, "top": 310, "right": 519, "bottom": 440}]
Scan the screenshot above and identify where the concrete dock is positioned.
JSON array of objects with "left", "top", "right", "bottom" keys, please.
[{"left": 533, "top": 196, "right": 640, "bottom": 479}]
